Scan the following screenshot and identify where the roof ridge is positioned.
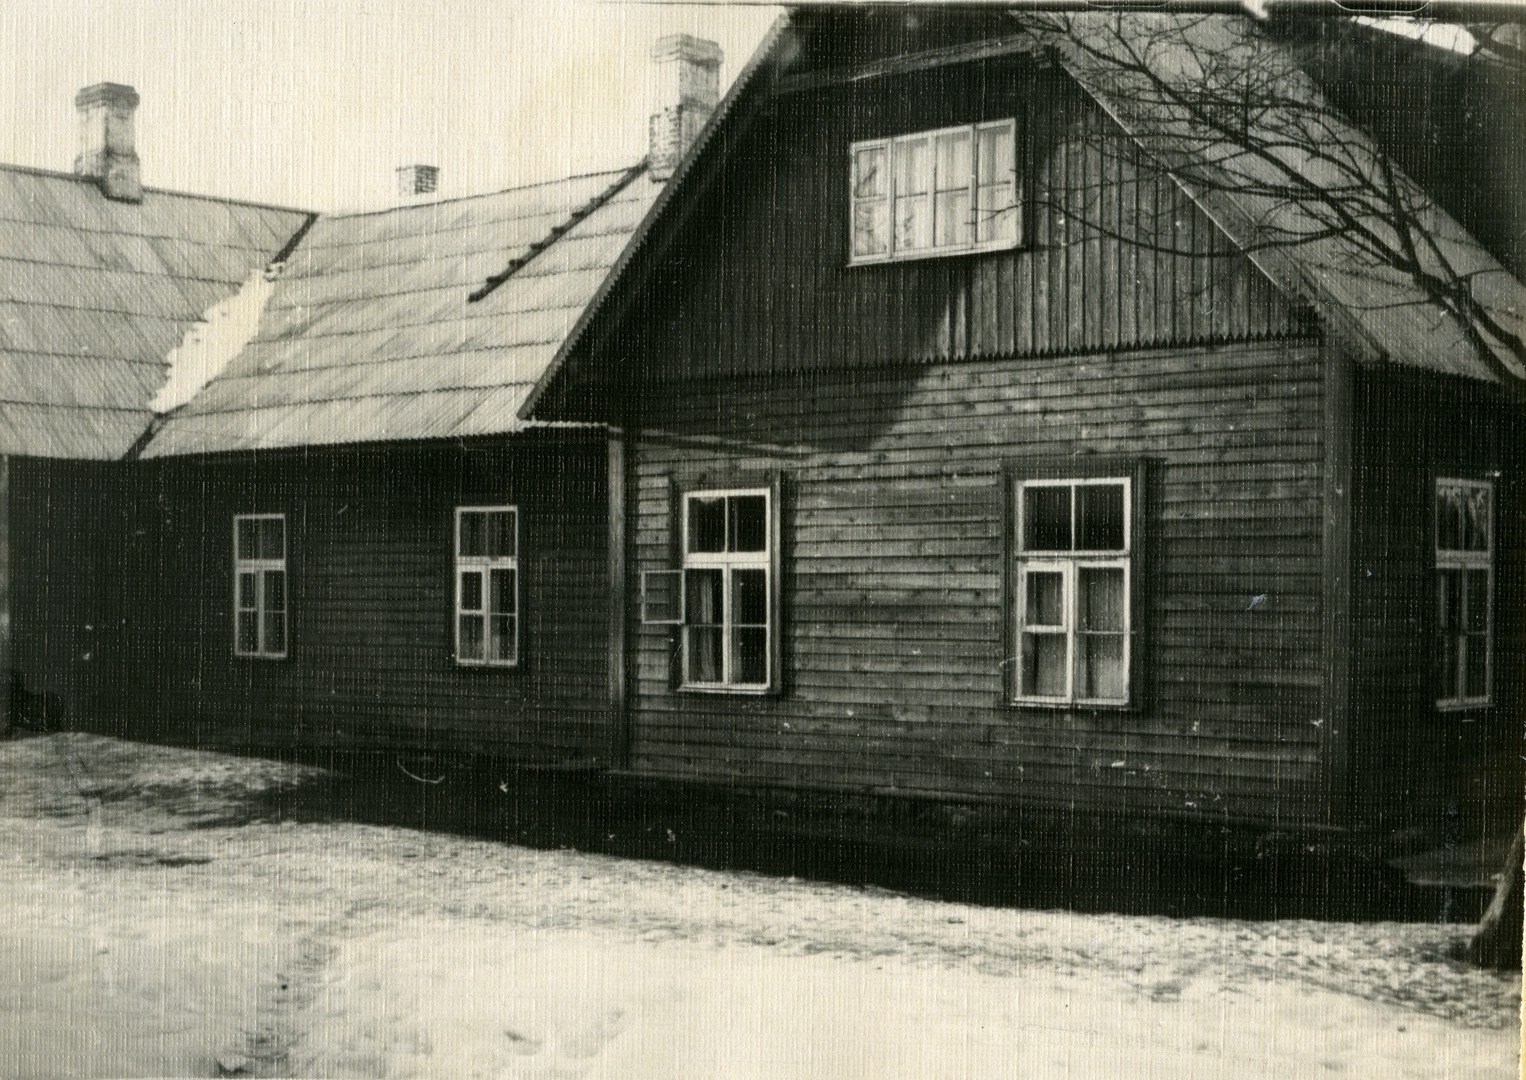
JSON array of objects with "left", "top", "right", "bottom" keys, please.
[
  {"left": 326, "top": 162, "right": 646, "bottom": 223},
  {"left": 0, "top": 161, "right": 314, "bottom": 215},
  {"left": 467, "top": 161, "right": 648, "bottom": 304}
]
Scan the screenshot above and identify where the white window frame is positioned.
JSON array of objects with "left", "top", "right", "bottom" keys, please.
[
  {"left": 1434, "top": 477, "right": 1493, "bottom": 709},
  {"left": 1013, "top": 477, "right": 1132, "bottom": 706},
  {"left": 455, "top": 505, "right": 520, "bottom": 668},
  {"left": 664, "top": 487, "right": 774, "bottom": 693},
  {"left": 233, "top": 513, "right": 287, "bottom": 659},
  {"left": 849, "top": 118, "right": 1019, "bottom": 265}
]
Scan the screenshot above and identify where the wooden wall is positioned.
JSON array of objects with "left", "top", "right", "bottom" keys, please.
[
  {"left": 559, "top": 54, "right": 1305, "bottom": 421},
  {"left": 1347, "top": 366, "right": 1524, "bottom": 828},
  {"left": 96, "top": 434, "right": 613, "bottom": 760},
  {"left": 626, "top": 341, "right": 1334, "bottom": 826}
]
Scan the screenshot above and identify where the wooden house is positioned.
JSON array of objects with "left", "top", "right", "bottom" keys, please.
[
  {"left": 524, "top": 9, "right": 1524, "bottom": 837},
  {"left": 5, "top": 41, "right": 718, "bottom": 765}
]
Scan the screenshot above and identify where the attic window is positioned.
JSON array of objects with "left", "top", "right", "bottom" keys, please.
[{"left": 850, "top": 119, "right": 1019, "bottom": 264}]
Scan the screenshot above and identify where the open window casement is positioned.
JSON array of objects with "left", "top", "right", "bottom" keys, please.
[{"left": 640, "top": 569, "right": 685, "bottom": 626}]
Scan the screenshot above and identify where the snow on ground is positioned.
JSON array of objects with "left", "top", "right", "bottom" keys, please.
[{"left": 1, "top": 733, "right": 1518, "bottom": 1079}]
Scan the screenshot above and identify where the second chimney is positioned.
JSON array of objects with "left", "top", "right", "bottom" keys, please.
[
  {"left": 648, "top": 35, "right": 722, "bottom": 182},
  {"left": 396, "top": 164, "right": 440, "bottom": 199},
  {"left": 75, "top": 82, "right": 141, "bottom": 203}
]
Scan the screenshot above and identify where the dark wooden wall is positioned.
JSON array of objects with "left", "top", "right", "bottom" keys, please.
[
  {"left": 1348, "top": 366, "right": 1524, "bottom": 829},
  {"left": 626, "top": 341, "right": 1333, "bottom": 826},
  {"left": 73, "top": 434, "right": 613, "bottom": 760},
  {"left": 563, "top": 55, "right": 1304, "bottom": 418}
]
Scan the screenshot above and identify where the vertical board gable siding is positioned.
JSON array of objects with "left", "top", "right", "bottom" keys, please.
[
  {"left": 627, "top": 341, "right": 1330, "bottom": 826},
  {"left": 618, "top": 63, "right": 1300, "bottom": 390}
]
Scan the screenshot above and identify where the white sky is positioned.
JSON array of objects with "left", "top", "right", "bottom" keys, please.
[{"left": 0, "top": 0, "right": 780, "bottom": 211}]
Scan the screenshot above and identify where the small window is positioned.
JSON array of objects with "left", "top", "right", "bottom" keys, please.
[
  {"left": 456, "top": 506, "right": 519, "bottom": 667},
  {"left": 233, "top": 514, "right": 287, "bottom": 659},
  {"left": 642, "top": 488, "right": 776, "bottom": 692},
  {"left": 850, "top": 119, "right": 1018, "bottom": 264},
  {"left": 1012, "top": 478, "right": 1131, "bottom": 705},
  {"left": 1435, "top": 479, "right": 1493, "bottom": 708}
]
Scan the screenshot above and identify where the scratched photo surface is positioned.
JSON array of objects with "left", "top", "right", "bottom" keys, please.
[{"left": 0, "top": 2, "right": 1519, "bottom": 1077}]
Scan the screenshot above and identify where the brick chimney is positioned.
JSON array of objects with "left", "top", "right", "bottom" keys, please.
[
  {"left": 648, "top": 35, "right": 722, "bottom": 182},
  {"left": 396, "top": 164, "right": 439, "bottom": 199},
  {"left": 74, "top": 82, "right": 141, "bottom": 203}
]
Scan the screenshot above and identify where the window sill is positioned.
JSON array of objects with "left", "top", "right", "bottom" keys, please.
[
  {"left": 455, "top": 661, "right": 522, "bottom": 672},
  {"left": 678, "top": 684, "right": 774, "bottom": 697},
  {"left": 234, "top": 653, "right": 289, "bottom": 662},
  {"left": 847, "top": 238, "right": 1020, "bottom": 268}
]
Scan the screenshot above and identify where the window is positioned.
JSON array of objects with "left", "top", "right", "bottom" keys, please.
[
  {"left": 642, "top": 488, "right": 776, "bottom": 692},
  {"left": 456, "top": 506, "right": 519, "bottom": 667},
  {"left": 234, "top": 514, "right": 287, "bottom": 658},
  {"left": 1012, "top": 477, "right": 1132, "bottom": 705},
  {"left": 1435, "top": 478, "right": 1493, "bottom": 708},
  {"left": 850, "top": 119, "right": 1018, "bottom": 263}
]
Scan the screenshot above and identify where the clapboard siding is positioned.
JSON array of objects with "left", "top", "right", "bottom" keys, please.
[
  {"left": 625, "top": 342, "right": 1330, "bottom": 825},
  {"left": 1347, "top": 366, "right": 1524, "bottom": 827},
  {"left": 110, "top": 433, "right": 612, "bottom": 759}
]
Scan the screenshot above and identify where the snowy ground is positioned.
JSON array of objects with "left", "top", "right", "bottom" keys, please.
[{"left": 1, "top": 732, "right": 1518, "bottom": 1079}]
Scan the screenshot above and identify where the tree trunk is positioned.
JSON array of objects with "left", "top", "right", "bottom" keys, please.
[{"left": 1467, "top": 823, "right": 1524, "bottom": 969}]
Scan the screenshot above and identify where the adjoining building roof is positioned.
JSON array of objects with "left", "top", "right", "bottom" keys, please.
[
  {"left": 142, "top": 164, "right": 659, "bottom": 457},
  {"left": 0, "top": 165, "right": 310, "bottom": 459}
]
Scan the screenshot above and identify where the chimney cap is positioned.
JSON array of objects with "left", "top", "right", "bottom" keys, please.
[
  {"left": 650, "top": 34, "right": 723, "bottom": 67},
  {"left": 75, "top": 82, "right": 140, "bottom": 109}
]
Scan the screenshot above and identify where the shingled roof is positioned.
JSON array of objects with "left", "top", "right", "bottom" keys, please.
[
  {"left": 142, "top": 164, "right": 659, "bottom": 457},
  {"left": 0, "top": 165, "right": 310, "bottom": 459}
]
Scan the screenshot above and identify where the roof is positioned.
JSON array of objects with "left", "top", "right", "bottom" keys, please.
[
  {"left": 142, "top": 165, "right": 660, "bottom": 457},
  {"left": 521, "top": 10, "right": 1524, "bottom": 418},
  {"left": 1033, "top": 11, "right": 1524, "bottom": 385},
  {"left": 0, "top": 166, "right": 310, "bottom": 459}
]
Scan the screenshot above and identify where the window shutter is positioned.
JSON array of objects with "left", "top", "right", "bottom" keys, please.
[{"left": 641, "top": 569, "right": 685, "bottom": 626}]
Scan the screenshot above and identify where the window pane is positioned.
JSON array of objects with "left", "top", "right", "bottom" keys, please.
[
  {"left": 729, "top": 496, "right": 767, "bottom": 553},
  {"left": 733, "top": 569, "right": 768, "bottom": 626},
  {"left": 486, "top": 511, "right": 516, "bottom": 559},
  {"left": 641, "top": 570, "right": 683, "bottom": 624},
  {"left": 1021, "top": 632, "right": 1066, "bottom": 697},
  {"left": 1079, "top": 635, "right": 1126, "bottom": 700},
  {"left": 685, "top": 569, "right": 722, "bottom": 626},
  {"left": 977, "top": 124, "right": 1015, "bottom": 186},
  {"left": 1024, "top": 569, "right": 1065, "bottom": 627},
  {"left": 460, "top": 570, "right": 483, "bottom": 612},
  {"left": 1465, "top": 487, "right": 1490, "bottom": 552},
  {"left": 935, "top": 130, "right": 971, "bottom": 190},
  {"left": 853, "top": 200, "right": 888, "bottom": 257},
  {"left": 1079, "top": 567, "right": 1124, "bottom": 631},
  {"left": 263, "top": 611, "right": 285, "bottom": 655},
  {"left": 1464, "top": 635, "right": 1488, "bottom": 699},
  {"left": 733, "top": 627, "right": 769, "bottom": 685},
  {"left": 895, "top": 195, "right": 932, "bottom": 251},
  {"left": 1436, "top": 630, "right": 1458, "bottom": 700},
  {"left": 237, "top": 572, "right": 257, "bottom": 610},
  {"left": 489, "top": 615, "right": 516, "bottom": 663},
  {"left": 1437, "top": 568, "right": 1461, "bottom": 631},
  {"left": 264, "top": 570, "right": 285, "bottom": 613},
  {"left": 459, "top": 615, "right": 484, "bottom": 661},
  {"left": 894, "top": 137, "right": 930, "bottom": 196},
  {"left": 977, "top": 182, "right": 1017, "bottom": 244},
  {"left": 459, "top": 512, "right": 484, "bottom": 557},
  {"left": 853, "top": 146, "right": 886, "bottom": 198},
  {"left": 935, "top": 190, "right": 970, "bottom": 247},
  {"left": 687, "top": 497, "right": 726, "bottom": 553},
  {"left": 489, "top": 569, "right": 516, "bottom": 616},
  {"left": 687, "top": 627, "right": 723, "bottom": 683},
  {"left": 1077, "top": 484, "right": 1125, "bottom": 550},
  {"left": 237, "top": 611, "right": 259, "bottom": 653},
  {"left": 237, "top": 518, "right": 259, "bottom": 560},
  {"left": 1023, "top": 486, "right": 1071, "bottom": 550},
  {"left": 260, "top": 518, "right": 284, "bottom": 560},
  {"left": 1465, "top": 570, "right": 1489, "bottom": 635}
]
